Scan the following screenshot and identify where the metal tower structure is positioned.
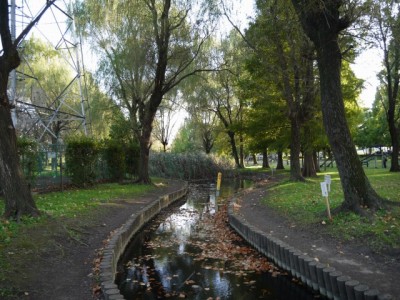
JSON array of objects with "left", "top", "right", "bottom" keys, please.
[{"left": 8, "top": 0, "right": 90, "bottom": 145}]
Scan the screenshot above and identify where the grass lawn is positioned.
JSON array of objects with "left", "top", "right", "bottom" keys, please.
[
  {"left": 260, "top": 167, "right": 400, "bottom": 252},
  {"left": 0, "top": 182, "right": 159, "bottom": 244}
]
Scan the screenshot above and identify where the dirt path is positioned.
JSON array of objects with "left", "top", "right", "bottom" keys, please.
[
  {"left": 234, "top": 177, "right": 400, "bottom": 299},
  {"left": 1, "top": 180, "right": 184, "bottom": 300}
]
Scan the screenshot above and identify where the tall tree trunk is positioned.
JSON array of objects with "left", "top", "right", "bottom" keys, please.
[
  {"left": 317, "top": 43, "right": 382, "bottom": 210},
  {"left": 136, "top": 1, "right": 171, "bottom": 184},
  {"left": 262, "top": 149, "right": 270, "bottom": 169},
  {"left": 228, "top": 131, "right": 241, "bottom": 168},
  {"left": 289, "top": 118, "right": 304, "bottom": 181},
  {"left": 291, "top": 0, "right": 384, "bottom": 212},
  {"left": 302, "top": 150, "right": 316, "bottom": 177},
  {"left": 137, "top": 132, "right": 152, "bottom": 184},
  {"left": 0, "top": 105, "right": 39, "bottom": 218},
  {"left": 313, "top": 151, "right": 320, "bottom": 173},
  {"left": 387, "top": 96, "right": 400, "bottom": 172},
  {"left": 276, "top": 150, "right": 284, "bottom": 169},
  {"left": 252, "top": 154, "right": 258, "bottom": 165},
  {"left": 388, "top": 109, "right": 399, "bottom": 171},
  {"left": 382, "top": 35, "right": 400, "bottom": 172},
  {"left": 0, "top": 0, "right": 48, "bottom": 218},
  {"left": 302, "top": 123, "right": 317, "bottom": 177},
  {"left": 239, "top": 133, "right": 244, "bottom": 168}
]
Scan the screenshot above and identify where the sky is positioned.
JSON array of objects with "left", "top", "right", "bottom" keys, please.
[{"left": 351, "top": 48, "right": 382, "bottom": 108}]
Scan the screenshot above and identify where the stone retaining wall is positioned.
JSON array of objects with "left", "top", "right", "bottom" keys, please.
[
  {"left": 99, "top": 182, "right": 188, "bottom": 300},
  {"left": 228, "top": 199, "right": 392, "bottom": 300}
]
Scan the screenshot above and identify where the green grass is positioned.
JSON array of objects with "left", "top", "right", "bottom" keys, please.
[
  {"left": 0, "top": 181, "right": 157, "bottom": 246},
  {"left": 261, "top": 168, "right": 400, "bottom": 252}
]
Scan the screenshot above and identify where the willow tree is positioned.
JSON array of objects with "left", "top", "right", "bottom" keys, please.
[
  {"left": 74, "top": 0, "right": 217, "bottom": 183},
  {"left": 0, "top": 1, "right": 55, "bottom": 218},
  {"left": 291, "top": 0, "right": 384, "bottom": 213},
  {"left": 201, "top": 32, "right": 247, "bottom": 168}
]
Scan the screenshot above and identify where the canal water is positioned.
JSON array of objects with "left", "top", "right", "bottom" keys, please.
[{"left": 116, "top": 179, "right": 322, "bottom": 299}]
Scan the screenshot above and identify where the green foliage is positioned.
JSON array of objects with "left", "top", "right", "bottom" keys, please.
[
  {"left": 354, "top": 100, "right": 391, "bottom": 149},
  {"left": 171, "top": 119, "right": 203, "bottom": 153},
  {"left": 149, "top": 152, "right": 235, "bottom": 180},
  {"left": 65, "top": 136, "right": 99, "bottom": 187},
  {"left": 17, "top": 137, "right": 39, "bottom": 186},
  {"left": 98, "top": 138, "right": 140, "bottom": 181},
  {"left": 102, "top": 140, "right": 126, "bottom": 181},
  {"left": 85, "top": 72, "right": 118, "bottom": 139}
]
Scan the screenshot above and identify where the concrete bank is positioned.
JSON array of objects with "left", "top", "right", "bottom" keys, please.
[
  {"left": 228, "top": 199, "right": 393, "bottom": 300},
  {"left": 99, "top": 182, "right": 188, "bottom": 300}
]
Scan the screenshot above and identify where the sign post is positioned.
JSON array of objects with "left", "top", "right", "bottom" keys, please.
[{"left": 320, "top": 181, "right": 332, "bottom": 221}]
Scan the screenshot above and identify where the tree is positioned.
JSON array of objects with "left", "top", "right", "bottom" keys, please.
[
  {"left": 247, "top": 0, "right": 318, "bottom": 181},
  {"left": 370, "top": 0, "right": 400, "bottom": 171},
  {"left": 189, "top": 106, "right": 217, "bottom": 154},
  {"left": 209, "top": 69, "right": 244, "bottom": 168},
  {"left": 291, "top": 0, "right": 384, "bottom": 213},
  {"left": 75, "top": 0, "right": 216, "bottom": 183},
  {"left": 354, "top": 98, "right": 390, "bottom": 151},
  {"left": 85, "top": 72, "right": 118, "bottom": 139},
  {"left": 171, "top": 118, "right": 202, "bottom": 153},
  {"left": 239, "top": 69, "right": 290, "bottom": 169},
  {"left": 209, "top": 32, "right": 248, "bottom": 168},
  {"left": 0, "top": 0, "right": 55, "bottom": 218},
  {"left": 181, "top": 32, "right": 246, "bottom": 167}
]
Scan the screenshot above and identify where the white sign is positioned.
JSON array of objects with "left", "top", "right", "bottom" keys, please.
[
  {"left": 324, "top": 175, "right": 331, "bottom": 192},
  {"left": 324, "top": 175, "right": 331, "bottom": 184},
  {"left": 320, "top": 182, "right": 328, "bottom": 197}
]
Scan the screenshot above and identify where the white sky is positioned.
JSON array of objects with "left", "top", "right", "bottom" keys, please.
[{"left": 351, "top": 48, "right": 382, "bottom": 108}]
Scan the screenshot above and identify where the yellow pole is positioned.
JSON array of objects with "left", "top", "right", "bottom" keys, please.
[{"left": 216, "top": 172, "right": 222, "bottom": 191}]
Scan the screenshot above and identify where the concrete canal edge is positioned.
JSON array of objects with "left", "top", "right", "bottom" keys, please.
[
  {"left": 228, "top": 199, "right": 392, "bottom": 300},
  {"left": 99, "top": 182, "right": 189, "bottom": 300}
]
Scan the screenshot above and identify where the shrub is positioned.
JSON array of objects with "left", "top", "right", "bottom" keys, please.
[
  {"left": 102, "top": 140, "right": 126, "bottom": 182},
  {"left": 149, "top": 152, "right": 235, "bottom": 180},
  {"left": 65, "top": 136, "right": 99, "bottom": 187}
]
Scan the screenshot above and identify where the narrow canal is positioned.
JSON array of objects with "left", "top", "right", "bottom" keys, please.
[{"left": 116, "top": 179, "right": 322, "bottom": 299}]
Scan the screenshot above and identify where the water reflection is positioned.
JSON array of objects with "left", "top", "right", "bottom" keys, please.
[{"left": 117, "top": 178, "right": 321, "bottom": 300}]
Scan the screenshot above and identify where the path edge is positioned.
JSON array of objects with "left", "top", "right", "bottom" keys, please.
[
  {"left": 228, "top": 197, "right": 392, "bottom": 300},
  {"left": 99, "top": 181, "right": 188, "bottom": 300}
]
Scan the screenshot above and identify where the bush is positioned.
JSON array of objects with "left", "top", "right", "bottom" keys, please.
[
  {"left": 149, "top": 152, "right": 235, "bottom": 180},
  {"left": 17, "top": 137, "right": 39, "bottom": 187},
  {"left": 102, "top": 140, "right": 126, "bottom": 181},
  {"left": 65, "top": 136, "right": 99, "bottom": 187}
]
